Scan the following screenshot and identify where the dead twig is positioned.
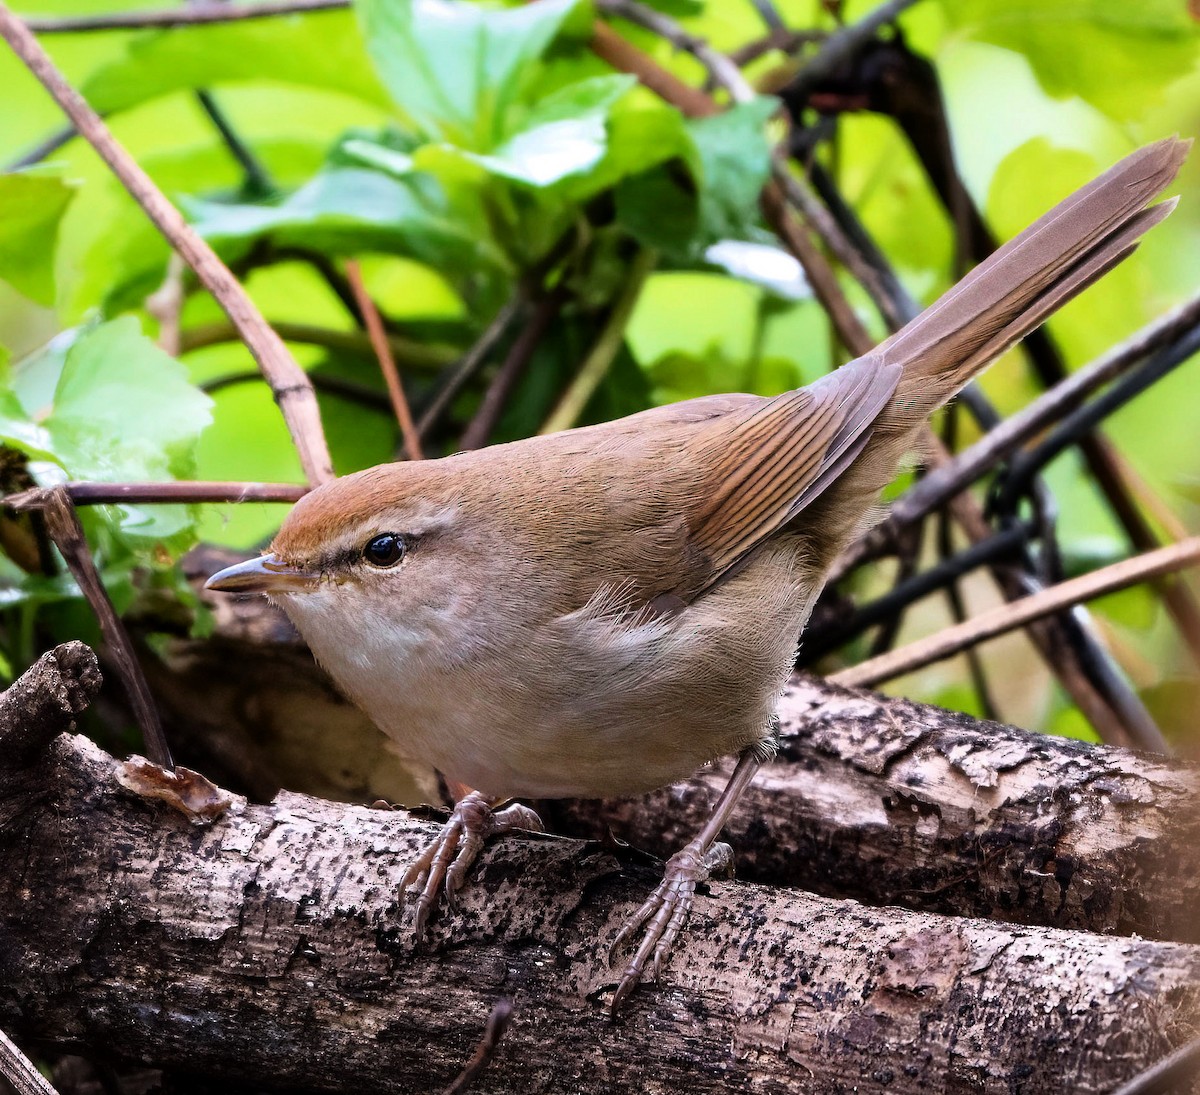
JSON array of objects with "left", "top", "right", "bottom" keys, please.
[
  {"left": 442, "top": 999, "right": 514, "bottom": 1095},
  {"left": 344, "top": 260, "right": 423, "bottom": 461},
  {"left": 21, "top": 0, "right": 347, "bottom": 33},
  {"left": 5, "top": 481, "right": 307, "bottom": 510},
  {"left": 39, "top": 489, "right": 174, "bottom": 769},
  {"left": 0, "top": 1027, "right": 59, "bottom": 1095},
  {"left": 0, "top": 3, "right": 333, "bottom": 486},
  {"left": 831, "top": 536, "right": 1200, "bottom": 699}
]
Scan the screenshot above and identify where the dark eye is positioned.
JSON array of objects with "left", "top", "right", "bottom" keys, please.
[{"left": 363, "top": 533, "right": 406, "bottom": 568}]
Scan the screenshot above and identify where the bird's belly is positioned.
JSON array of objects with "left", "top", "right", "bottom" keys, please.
[
  {"left": 358, "top": 676, "right": 777, "bottom": 800},
  {"left": 289, "top": 540, "right": 813, "bottom": 800}
]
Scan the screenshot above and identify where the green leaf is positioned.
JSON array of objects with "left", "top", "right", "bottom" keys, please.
[
  {"left": 616, "top": 97, "right": 776, "bottom": 257},
  {"left": 688, "top": 98, "right": 777, "bottom": 239},
  {"left": 456, "top": 74, "right": 637, "bottom": 187},
  {"left": 356, "top": 0, "right": 588, "bottom": 146},
  {"left": 1, "top": 318, "right": 213, "bottom": 542},
  {"left": 80, "top": 12, "right": 390, "bottom": 115},
  {"left": 941, "top": 0, "right": 1200, "bottom": 121},
  {"left": 0, "top": 171, "right": 76, "bottom": 306},
  {"left": 184, "top": 167, "right": 496, "bottom": 273},
  {"left": 51, "top": 318, "right": 213, "bottom": 480}
]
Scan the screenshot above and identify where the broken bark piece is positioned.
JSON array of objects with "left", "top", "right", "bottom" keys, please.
[
  {"left": 115, "top": 756, "right": 236, "bottom": 825},
  {"left": 0, "top": 641, "right": 101, "bottom": 766}
]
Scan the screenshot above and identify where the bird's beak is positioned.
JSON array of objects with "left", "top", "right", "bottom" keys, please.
[{"left": 204, "top": 554, "right": 319, "bottom": 595}]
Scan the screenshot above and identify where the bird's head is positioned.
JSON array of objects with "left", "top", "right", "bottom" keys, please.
[{"left": 204, "top": 463, "right": 471, "bottom": 644}]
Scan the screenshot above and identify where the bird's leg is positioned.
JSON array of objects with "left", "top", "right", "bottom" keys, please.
[
  {"left": 609, "top": 745, "right": 765, "bottom": 1012},
  {"left": 401, "top": 786, "right": 543, "bottom": 938}
]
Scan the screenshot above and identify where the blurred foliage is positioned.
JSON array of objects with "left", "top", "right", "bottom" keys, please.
[{"left": 0, "top": 0, "right": 1197, "bottom": 745}]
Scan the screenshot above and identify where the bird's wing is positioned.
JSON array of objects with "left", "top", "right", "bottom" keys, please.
[{"left": 670, "top": 354, "right": 901, "bottom": 602}]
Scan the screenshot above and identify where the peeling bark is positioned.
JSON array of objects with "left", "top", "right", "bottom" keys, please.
[{"left": 1, "top": 720, "right": 1198, "bottom": 1095}]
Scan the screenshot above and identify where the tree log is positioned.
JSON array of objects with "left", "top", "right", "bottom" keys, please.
[
  {"left": 546, "top": 675, "right": 1200, "bottom": 943},
  {"left": 1, "top": 669, "right": 1198, "bottom": 1095}
]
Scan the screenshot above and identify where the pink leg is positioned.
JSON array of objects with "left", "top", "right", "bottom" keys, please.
[
  {"left": 402, "top": 790, "right": 543, "bottom": 938},
  {"left": 609, "top": 748, "right": 764, "bottom": 1012}
]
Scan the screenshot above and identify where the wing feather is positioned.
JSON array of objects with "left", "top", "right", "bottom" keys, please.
[{"left": 676, "top": 355, "right": 901, "bottom": 599}]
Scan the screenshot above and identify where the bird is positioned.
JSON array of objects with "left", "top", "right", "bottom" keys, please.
[{"left": 207, "top": 138, "right": 1186, "bottom": 1011}]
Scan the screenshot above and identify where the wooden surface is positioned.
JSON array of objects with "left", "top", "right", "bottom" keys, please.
[{"left": 1, "top": 652, "right": 1198, "bottom": 1094}]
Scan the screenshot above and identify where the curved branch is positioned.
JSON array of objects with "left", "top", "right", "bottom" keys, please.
[{"left": 0, "top": 4, "right": 333, "bottom": 486}]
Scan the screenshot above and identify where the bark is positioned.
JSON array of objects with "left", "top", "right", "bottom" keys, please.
[{"left": 1, "top": 662, "right": 1198, "bottom": 1095}]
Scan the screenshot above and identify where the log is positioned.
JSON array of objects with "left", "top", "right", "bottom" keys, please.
[
  {"left": 1, "top": 670, "right": 1197, "bottom": 1095},
  {"left": 545, "top": 675, "right": 1200, "bottom": 942}
]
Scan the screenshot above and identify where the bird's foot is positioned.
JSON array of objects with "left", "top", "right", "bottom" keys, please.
[
  {"left": 401, "top": 791, "right": 543, "bottom": 938},
  {"left": 608, "top": 838, "right": 734, "bottom": 1012}
]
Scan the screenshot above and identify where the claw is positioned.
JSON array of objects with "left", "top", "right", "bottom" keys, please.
[
  {"left": 401, "top": 791, "right": 542, "bottom": 939},
  {"left": 609, "top": 839, "right": 733, "bottom": 1014}
]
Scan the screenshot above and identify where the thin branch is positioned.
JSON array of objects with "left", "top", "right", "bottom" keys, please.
[
  {"left": 773, "top": 156, "right": 907, "bottom": 329},
  {"left": 783, "top": 0, "right": 921, "bottom": 104},
  {"left": 0, "top": 3, "right": 333, "bottom": 486},
  {"left": 459, "top": 287, "right": 566, "bottom": 452},
  {"left": 195, "top": 89, "right": 273, "bottom": 199},
  {"left": 40, "top": 489, "right": 174, "bottom": 769},
  {"left": 760, "top": 180, "right": 875, "bottom": 354},
  {"left": 801, "top": 523, "right": 1030, "bottom": 663},
  {"left": 996, "top": 321, "right": 1200, "bottom": 514},
  {"left": 727, "top": 28, "right": 816, "bottom": 68},
  {"left": 5, "top": 482, "right": 307, "bottom": 510},
  {"left": 597, "top": 0, "right": 756, "bottom": 104},
  {"left": 831, "top": 537, "right": 1200, "bottom": 698},
  {"left": 442, "top": 1000, "right": 514, "bottom": 1095},
  {"left": 589, "top": 23, "right": 717, "bottom": 118},
  {"left": 416, "top": 298, "right": 522, "bottom": 441},
  {"left": 539, "top": 250, "right": 655, "bottom": 435},
  {"left": 5, "top": 120, "right": 76, "bottom": 170},
  {"left": 344, "top": 260, "right": 423, "bottom": 461},
  {"left": 202, "top": 370, "right": 393, "bottom": 412},
  {"left": 21, "top": 0, "right": 348, "bottom": 33}
]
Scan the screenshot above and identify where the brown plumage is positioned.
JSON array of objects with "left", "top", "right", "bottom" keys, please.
[
  {"left": 206, "top": 139, "right": 1186, "bottom": 1006},
  {"left": 241, "top": 139, "right": 1185, "bottom": 802}
]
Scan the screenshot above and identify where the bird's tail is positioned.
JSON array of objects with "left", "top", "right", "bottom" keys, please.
[{"left": 807, "top": 137, "right": 1187, "bottom": 562}]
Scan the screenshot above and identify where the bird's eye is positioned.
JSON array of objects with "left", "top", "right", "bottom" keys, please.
[{"left": 362, "top": 533, "right": 406, "bottom": 568}]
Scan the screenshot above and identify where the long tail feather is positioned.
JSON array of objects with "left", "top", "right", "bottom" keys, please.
[{"left": 802, "top": 137, "right": 1187, "bottom": 567}]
